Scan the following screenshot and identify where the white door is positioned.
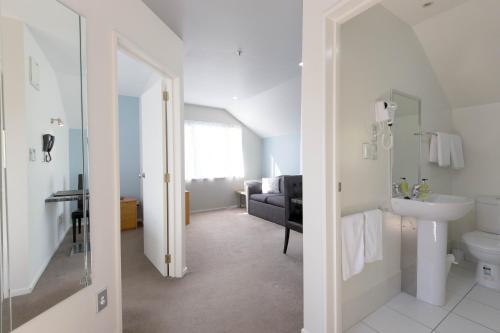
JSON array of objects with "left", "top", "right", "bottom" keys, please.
[{"left": 140, "top": 80, "right": 168, "bottom": 276}]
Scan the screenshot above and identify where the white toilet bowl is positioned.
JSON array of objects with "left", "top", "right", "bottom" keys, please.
[{"left": 463, "top": 230, "right": 500, "bottom": 291}]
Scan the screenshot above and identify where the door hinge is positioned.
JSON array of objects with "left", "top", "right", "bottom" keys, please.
[
  {"left": 165, "top": 254, "right": 172, "bottom": 264},
  {"left": 164, "top": 173, "right": 171, "bottom": 183},
  {"left": 338, "top": 182, "right": 342, "bottom": 193},
  {"left": 163, "top": 91, "right": 169, "bottom": 102}
]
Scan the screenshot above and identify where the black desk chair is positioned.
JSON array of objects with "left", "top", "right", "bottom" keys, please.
[
  {"left": 283, "top": 198, "right": 303, "bottom": 254},
  {"left": 71, "top": 174, "right": 89, "bottom": 243}
]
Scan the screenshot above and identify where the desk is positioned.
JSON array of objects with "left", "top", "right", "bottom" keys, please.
[{"left": 46, "top": 191, "right": 90, "bottom": 256}]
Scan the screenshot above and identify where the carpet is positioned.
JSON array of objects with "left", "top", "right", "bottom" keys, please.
[{"left": 121, "top": 208, "right": 303, "bottom": 333}]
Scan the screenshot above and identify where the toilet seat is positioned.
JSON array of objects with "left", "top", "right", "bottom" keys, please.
[{"left": 463, "top": 231, "right": 500, "bottom": 255}]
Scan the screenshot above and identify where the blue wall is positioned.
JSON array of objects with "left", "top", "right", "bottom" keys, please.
[
  {"left": 118, "top": 95, "right": 141, "bottom": 199},
  {"left": 261, "top": 133, "right": 301, "bottom": 177}
]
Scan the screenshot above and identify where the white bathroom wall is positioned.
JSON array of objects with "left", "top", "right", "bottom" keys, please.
[
  {"left": 450, "top": 102, "right": 500, "bottom": 252},
  {"left": 339, "top": 5, "right": 454, "bottom": 329},
  {"left": 3, "top": 19, "right": 71, "bottom": 296},
  {"left": 184, "top": 104, "right": 262, "bottom": 212}
]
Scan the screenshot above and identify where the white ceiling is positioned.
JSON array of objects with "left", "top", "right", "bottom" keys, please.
[
  {"left": 382, "top": 0, "right": 468, "bottom": 26},
  {"left": 143, "top": 0, "right": 303, "bottom": 137},
  {"left": 117, "top": 51, "right": 161, "bottom": 97},
  {"left": 383, "top": 0, "right": 500, "bottom": 109}
]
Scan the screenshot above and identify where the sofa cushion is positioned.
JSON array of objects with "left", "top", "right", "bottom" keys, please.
[
  {"left": 250, "top": 194, "right": 269, "bottom": 203},
  {"left": 262, "top": 177, "right": 280, "bottom": 194},
  {"left": 266, "top": 195, "right": 285, "bottom": 208}
]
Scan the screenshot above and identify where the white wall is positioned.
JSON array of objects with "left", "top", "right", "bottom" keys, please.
[
  {"left": 3, "top": 0, "right": 184, "bottom": 332},
  {"left": 3, "top": 18, "right": 71, "bottom": 297},
  {"left": 339, "top": 5, "right": 454, "bottom": 329},
  {"left": 450, "top": 102, "right": 500, "bottom": 252},
  {"left": 184, "top": 104, "right": 262, "bottom": 212}
]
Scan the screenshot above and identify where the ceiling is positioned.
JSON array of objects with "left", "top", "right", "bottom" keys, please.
[
  {"left": 117, "top": 51, "right": 161, "bottom": 97},
  {"left": 383, "top": 0, "right": 500, "bottom": 109},
  {"left": 143, "top": 0, "right": 303, "bottom": 137},
  {"left": 382, "top": 0, "right": 468, "bottom": 26}
]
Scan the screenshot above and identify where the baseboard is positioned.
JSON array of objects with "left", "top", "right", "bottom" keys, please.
[
  {"left": 191, "top": 205, "right": 240, "bottom": 214},
  {"left": 342, "top": 271, "right": 401, "bottom": 331},
  {"left": 11, "top": 224, "right": 72, "bottom": 297}
]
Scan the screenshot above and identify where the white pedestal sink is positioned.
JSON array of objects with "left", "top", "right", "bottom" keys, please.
[{"left": 391, "top": 194, "right": 473, "bottom": 306}]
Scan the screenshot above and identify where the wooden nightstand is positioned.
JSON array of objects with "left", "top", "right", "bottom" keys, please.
[{"left": 120, "top": 197, "right": 138, "bottom": 231}]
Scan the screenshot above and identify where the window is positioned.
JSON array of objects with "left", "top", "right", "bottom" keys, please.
[{"left": 184, "top": 121, "right": 244, "bottom": 181}]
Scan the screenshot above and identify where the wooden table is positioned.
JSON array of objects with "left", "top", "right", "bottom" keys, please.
[{"left": 237, "top": 190, "right": 246, "bottom": 208}]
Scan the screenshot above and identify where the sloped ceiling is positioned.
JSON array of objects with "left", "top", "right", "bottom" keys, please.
[
  {"left": 383, "top": 0, "right": 500, "bottom": 108},
  {"left": 117, "top": 51, "right": 160, "bottom": 97},
  {"left": 142, "top": 0, "right": 302, "bottom": 138}
]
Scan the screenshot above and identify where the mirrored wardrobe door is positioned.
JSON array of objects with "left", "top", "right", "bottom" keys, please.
[{"left": 0, "top": 0, "right": 91, "bottom": 330}]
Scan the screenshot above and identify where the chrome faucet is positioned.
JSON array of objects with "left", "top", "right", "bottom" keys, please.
[{"left": 411, "top": 183, "right": 422, "bottom": 199}]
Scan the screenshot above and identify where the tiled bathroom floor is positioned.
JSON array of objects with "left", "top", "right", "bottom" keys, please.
[{"left": 346, "top": 262, "right": 500, "bottom": 333}]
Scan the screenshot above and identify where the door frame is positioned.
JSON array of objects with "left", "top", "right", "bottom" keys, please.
[
  {"left": 111, "top": 32, "right": 185, "bottom": 283},
  {"left": 308, "top": 0, "right": 381, "bottom": 332}
]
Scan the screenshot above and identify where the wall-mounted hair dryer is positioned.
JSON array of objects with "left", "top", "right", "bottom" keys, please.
[{"left": 375, "top": 100, "right": 398, "bottom": 150}]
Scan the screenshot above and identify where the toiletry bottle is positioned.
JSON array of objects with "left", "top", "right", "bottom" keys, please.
[
  {"left": 399, "top": 177, "right": 409, "bottom": 198},
  {"left": 418, "top": 178, "right": 430, "bottom": 200}
]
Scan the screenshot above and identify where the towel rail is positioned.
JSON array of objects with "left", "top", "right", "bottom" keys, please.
[{"left": 414, "top": 131, "right": 437, "bottom": 136}]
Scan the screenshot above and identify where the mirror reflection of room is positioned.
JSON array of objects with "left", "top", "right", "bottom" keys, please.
[
  {"left": 339, "top": 1, "right": 500, "bottom": 332},
  {"left": 1, "top": 0, "right": 90, "bottom": 330}
]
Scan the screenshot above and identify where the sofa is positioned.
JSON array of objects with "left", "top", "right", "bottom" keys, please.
[{"left": 245, "top": 175, "right": 302, "bottom": 226}]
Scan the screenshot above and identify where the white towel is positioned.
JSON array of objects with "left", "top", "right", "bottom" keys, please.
[
  {"left": 364, "top": 209, "right": 383, "bottom": 263},
  {"left": 341, "top": 213, "right": 365, "bottom": 281},
  {"left": 437, "top": 132, "right": 451, "bottom": 167},
  {"left": 429, "top": 135, "right": 438, "bottom": 163},
  {"left": 450, "top": 134, "right": 464, "bottom": 169}
]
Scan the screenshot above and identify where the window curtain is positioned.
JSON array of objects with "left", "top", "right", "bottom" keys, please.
[{"left": 184, "top": 121, "right": 244, "bottom": 181}]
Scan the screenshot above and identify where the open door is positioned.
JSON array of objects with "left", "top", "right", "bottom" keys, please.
[{"left": 140, "top": 80, "right": 169, "bottom": 277}]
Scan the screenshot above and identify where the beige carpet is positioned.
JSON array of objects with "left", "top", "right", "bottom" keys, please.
[
  {"left": 11, "top": 229, "right": 87, "bottom": 330},
  {"left": 121, "top": 208, "right": 303, "bottom": 333}
]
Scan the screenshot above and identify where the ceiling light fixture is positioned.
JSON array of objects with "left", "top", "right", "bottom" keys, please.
[
  {"left": 236, "top": 49, "right": 242, "bottom": 57},
  {"left": 422, "top": 1, "right": 433, "bottom": 8},
  {"left": 232, "top": 96, "right": 239, "bottom": 100},
  {"left": 299, "top": 62, "right": 303, "bottom": 67}
]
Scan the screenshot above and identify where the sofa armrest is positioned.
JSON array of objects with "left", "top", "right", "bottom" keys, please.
[{"left": 245, "top": 180, "right": 262, "bottom": 197}]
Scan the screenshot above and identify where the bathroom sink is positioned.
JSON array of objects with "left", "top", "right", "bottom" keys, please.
[
  {"left": 391, "top": 194, "right": 473, "bottom": 306},
  {"left": 391, "top": 194, "right": 474, "bottom": 221}
]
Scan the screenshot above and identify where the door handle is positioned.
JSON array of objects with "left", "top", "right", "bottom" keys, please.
[{"left": 139, "top": 172, "right": 146, "bottom": 179}]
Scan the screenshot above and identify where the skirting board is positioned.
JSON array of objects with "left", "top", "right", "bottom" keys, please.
[
  {"left": 342, "top": 271, "right": 401, "bottom": 331},
  {"left": 190, "top": 205, "right": 239, "bottom": 214},
  {"left": 10, "top": 224, "right": 72, "bottom": 297}
]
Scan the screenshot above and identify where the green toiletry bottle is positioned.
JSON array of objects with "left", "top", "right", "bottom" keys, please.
[
  {"left": 400, "top": 177, "right": 409, "bottom": 198},
  {"left": 418, "top": 178, "right": 430, "bottom": 200}
]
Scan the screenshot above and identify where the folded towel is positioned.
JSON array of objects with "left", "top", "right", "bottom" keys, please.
[
  {"left": 341, "top": 213, "right": 365, "bottom": 281},
  {"left": 450, "top": 134, "right": 464, "bottom": 169},
  {"left": 429, "top": 135, "right": 438, "bottom": 163},
  {"left": 437, "top": 132, "right": 451, "bottom": 167},
  {"left": 364, "top": 209, "right": 383, "bottom": 263}
]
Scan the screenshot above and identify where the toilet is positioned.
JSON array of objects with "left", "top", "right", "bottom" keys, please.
[{"left": 463, "top": 196, "right": 500, "bottom": 291}]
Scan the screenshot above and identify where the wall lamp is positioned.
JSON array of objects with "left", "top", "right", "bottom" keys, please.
[{"left": 50, "top": 118, "right": 64, "bottom": 127}]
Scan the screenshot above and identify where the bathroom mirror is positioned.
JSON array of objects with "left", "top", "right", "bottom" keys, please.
[
  {"left": 391, "top": 90, "right": 421, "bottom": 192},
  {"left": 0, "top": 0, "right": 91, "bottom": 330}
]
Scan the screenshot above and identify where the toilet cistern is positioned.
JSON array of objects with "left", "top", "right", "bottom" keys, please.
[{"left": 391, "top": 194, "right": 473, "bottom": 306}]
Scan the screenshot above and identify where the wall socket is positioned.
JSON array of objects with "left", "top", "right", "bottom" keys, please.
[{"left": 97, "top": 288, "right": 108, "bottom": 313}]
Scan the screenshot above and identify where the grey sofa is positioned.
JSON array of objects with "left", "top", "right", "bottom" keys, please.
[{"left": 246, "top": 175, "right": 302, "bottom": 226}]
